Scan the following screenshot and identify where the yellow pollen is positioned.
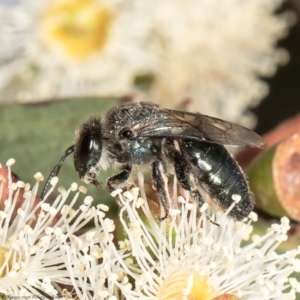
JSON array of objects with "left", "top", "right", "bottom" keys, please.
[
  {"left": 158, "top": 272, "right": 215, "bottom": 300},
  {"left": 40, "top": 0, "right": 114, "bottom": 59}
]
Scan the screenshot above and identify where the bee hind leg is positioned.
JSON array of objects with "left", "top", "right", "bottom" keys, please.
[
  {"left": 151, "top": 160, "right": 170, "bottom": 221},
  {"left": 168, "top": 142, "right": 204, "bottom": 207},
  {"left": 167, "top": 139, "right": 219, "bottom": 225}
]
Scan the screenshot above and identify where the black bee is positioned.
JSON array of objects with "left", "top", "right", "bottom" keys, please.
[{"left": 41, "top": 102, "right": 264, "bottom": 220}]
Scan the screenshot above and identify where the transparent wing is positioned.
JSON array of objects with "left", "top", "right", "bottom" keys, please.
[{"left": 134, "top": 108, "right": 264, "bottom": 148}]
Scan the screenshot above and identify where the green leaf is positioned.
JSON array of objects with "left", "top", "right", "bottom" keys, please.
[{"left": 0, "top": 97, "right": 119, "bottom": 210}]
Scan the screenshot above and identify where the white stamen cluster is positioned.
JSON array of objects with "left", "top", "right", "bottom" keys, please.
[
  {"left": 0, "top": 0, "right": 294, "bottom": 128},
  {"left": 0, "top": 0, "right": 158, "bottom": 102},
  {"left": 147, "top": 0, "right": 295, "bottom": 127},
  {"left": 0, "top": 160, "right": 116, "bottom": 299},
  {"left": 1, "top": 160, "right": 300, "bottom": 300},
  {"left": 103, "top": 188, "right": 300, "bottom": 300}
]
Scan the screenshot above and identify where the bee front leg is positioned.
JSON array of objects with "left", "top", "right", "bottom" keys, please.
[
  {"left": 151, "top": 161, "right": 170, "bottom": 221},
  {"left": 107, "top": 164, "right": 132, "bottom": 207}
]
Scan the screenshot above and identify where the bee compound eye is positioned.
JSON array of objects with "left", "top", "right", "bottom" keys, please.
[{"left": 74, "top": 123, "right": 102, "bottom": 179}]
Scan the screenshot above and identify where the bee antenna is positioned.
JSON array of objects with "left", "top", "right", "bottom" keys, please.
[{"left": 41, "top": 145, "right": 75, "bottom": 200}]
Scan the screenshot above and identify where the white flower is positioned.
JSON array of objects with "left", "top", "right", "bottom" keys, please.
[
  {"left": 0, "top": 0, "right": 158, "bottom": 102},
  {"left": 147, "top": 0, "right": 295, "bottom": 127},
  {"left": 3, "top": 159, "right": 300, "bottom": 299},
  {"left": 58, "top": 203, "right": 124, "bottom": 300},
  {"left": 103, "top": 187, "right": 300, "bottom": 300},
  {"left": 0, "top": 159, "right": 106, "bottom": 299}
]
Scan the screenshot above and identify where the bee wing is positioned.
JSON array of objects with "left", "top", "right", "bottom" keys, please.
[{"left": 134, "top": 108, "right": 264, "bottom": 148}]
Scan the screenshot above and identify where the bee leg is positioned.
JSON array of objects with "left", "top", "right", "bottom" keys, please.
[
  {"left": 151, "top": 160, "right": 170, "bottom": 221},
  {"left": 107, "top": 164, "right": 132, "bottom": 207},
  {"left": 170, "top": 146, "right": 205, "bottom": 207},
  {"left": 165, "top": 139, "right": 205, "bottom": 207},
  {"left": 168, "top": 143, "right": 219, "bottom": 226}
]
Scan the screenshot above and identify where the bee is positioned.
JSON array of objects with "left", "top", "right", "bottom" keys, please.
[{"left": 41, "top": 102, "right": 263, "bottom": 220}]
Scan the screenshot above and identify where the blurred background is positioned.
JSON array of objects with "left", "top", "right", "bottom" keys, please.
[
  {"left": 253, "top": 0, "right": 300, "bottom": 133},
  {"left": 0, "top": 0, "right": 300, "bottom": 211}
]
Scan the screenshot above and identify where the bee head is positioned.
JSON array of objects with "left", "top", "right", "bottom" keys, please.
[
  {"left": 41, "top": 117, "right": 103, "bottom": 200},
  {"left": 74, "top": 117, "right": 103, "bottom": 184}
]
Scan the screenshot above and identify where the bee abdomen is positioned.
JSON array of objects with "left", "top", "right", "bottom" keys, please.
[{"left": 181, "top": 140, "right": 254, "bottom": 220}]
